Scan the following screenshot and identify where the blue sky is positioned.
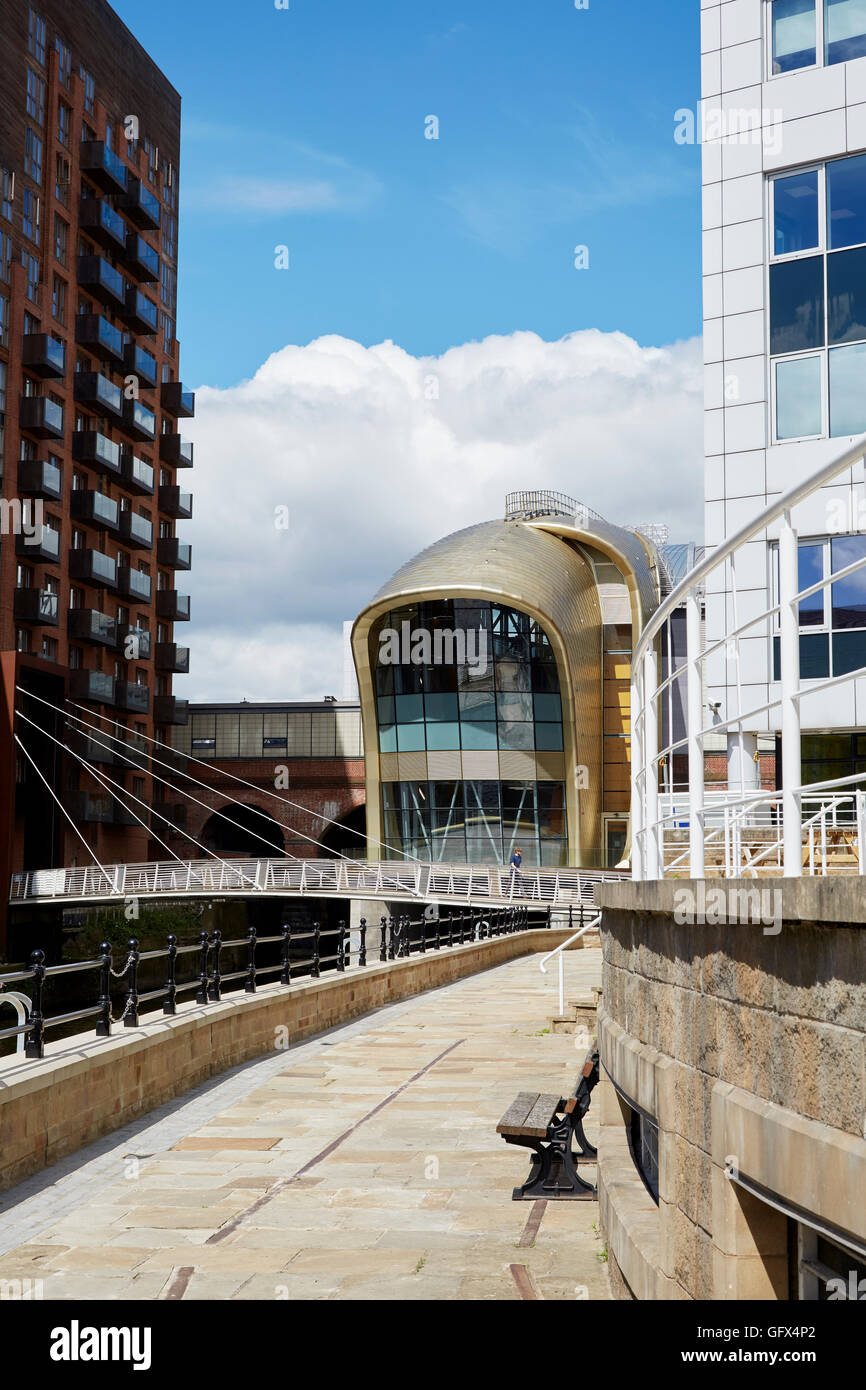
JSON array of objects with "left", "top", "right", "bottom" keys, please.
[{"left": 112, "top": 0, "right": 701, "bottom": 390}]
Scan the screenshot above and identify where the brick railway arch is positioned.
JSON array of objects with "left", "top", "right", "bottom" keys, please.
[
  {"left": 318, "top": 804, "right": 367, "bottom": 860},
  {"left": 201, "top": 804, "right": 286, "bottom": 857}
]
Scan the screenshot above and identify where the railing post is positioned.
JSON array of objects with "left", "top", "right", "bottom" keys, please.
[
  {"left": 24, "top": 949, "right": 45, "bottom": 1059},
  {"left": 858, "top": 792, "right": 866, "bottom": 876},
  {"left": 196, "top": 930, "right": 209, "bottom": 1004},
  {"left": 419, "top": 913, "right": 426, "bottom": 953},
  {"left": 312, "top": 922, "right": 321, "bottom": 978},
  {"left": 686, "top": 585, "right": 705, "bottom": 880},
  {"left": 434, "top": 912, "right": 441, "bottom": 950},
  {"left": 337, "top": 920, "right": 346, "bottom": 972},
  {"left": 780, "top": 507, "right": 803, "bottom": 878},
  {"left": 379, "top": 916, "right": 388, "bottom": 962},
  {"left": 644, "top": 645, "right": 660, "bottom": 879},
  {"left": 163, "top": 934, "right": 177, "bottom": 1016},
  {"left": 388, "top": 916, "right": 396, "bottom": 960},
  {"left": 359, "top": 918, "right": 367, "bottom": 968},
  {"left": 630, "top": 661, "right": 645, "bottom": 880},
  {"left": 208, "top": 929, "right": 222, "bottom": 1002},
  {"left": 123, "top": 938, "right": 140, "bottom": 1026},
  {"left": 245, "top": 923, "right": 257, "bottom": 993},
  {"left": 280, "top": 922, "right": 292, "bottom": 985},
  {"left": 96, "top": 941, "right": 112, "bottom": 1035}
]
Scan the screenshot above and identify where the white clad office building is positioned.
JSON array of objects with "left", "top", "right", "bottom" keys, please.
[{"left": 702, "top": 0, "right": 866, "bottom": 791}]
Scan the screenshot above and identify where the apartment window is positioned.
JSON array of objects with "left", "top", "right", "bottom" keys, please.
[
  {"left": 163, "top": 165, "right": 176, "bottom": 212},
  {"left": 24, "top": 129, "right": 43, "bottom": 184},
  {"left": 80, "top": 67, "right": 95, "bottom": 115},
  {"left": 0, "top": 293, "right": 8, "bottom": 347},
  {"left": 1, "top": 168, "right": 13, "bottom": 221},
  {"left": 0, "top": 234, "right": 10, "bottom": 282},
  {"left": 770, "top": 0, "right": 866, "bottom": 73},
  {"left": 69, "top": 646, "right": 82, "bottom": 669},
  {"left": 27, "top": 8, "right": 46, "bottom": 65},
  {"left": 773, "top": 536, "right": 866, "bottom": 680},
  {"left": 0, "top": 360, "right": 6, "bottom": 459},
  {"left": 162, "top": 213, "right": 176, "bottom": 261},
  {"left": 160, "top": 312, "right": 175, "bottom": 356},
  {"left": 41, "top": 636, "right": 58, "bottom": 662},
  {"left": 52, "top": 275, "right": 66, "bottom": 324},
  {"left": 22, "top": 187, "right": 40, "bottom": 244},
  {"left": 160, "top": 261, "right": 176, "bottom": 310},
  {"left": 55, "top": 154, "right": 70, "bottom": 207},
  {"left": 148, "top": 141, "right": 159, "bottom": 185},
  {"left": 770, "top": 153, "right": 866, "bottom": 443},
  {"left": 54, "top": 214, "right": 67, "bottom": 265},
  {"left": 22, "top": 252, "right": 40, "bottom": 302},
  {"left": 26, "top": 69, "right": 45, "bottom": 125},
  {"left": 57, "top": 102, "right": 71, "bottom": 148},
  {"left": 55, "top": 37, "right": 72, "bottom": 88},
  {"left": 17, "top": 629, "right": 32, "bottom": 654}
]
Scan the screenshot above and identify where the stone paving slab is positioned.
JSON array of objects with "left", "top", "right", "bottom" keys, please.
[{"left": 0, "top": 952, "right": 609, "bottom": 1301}]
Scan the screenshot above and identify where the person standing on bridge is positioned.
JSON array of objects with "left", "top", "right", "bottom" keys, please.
[{"left": 509, "top": 846, "right": 525, "bottom": 898}]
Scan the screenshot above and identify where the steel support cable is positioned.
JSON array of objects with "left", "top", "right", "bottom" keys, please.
[
  {"left": 14, "top": 688, "right": 425, "bottom": 901},
  {"left": 13, "top": 706, "right": 265, "bottom": 889},
  {"left": 13, "top": 733, "right": 115, "bottom": 890},
  {"left": 15, "top": 684, "right": 424, "bottom": 872}
]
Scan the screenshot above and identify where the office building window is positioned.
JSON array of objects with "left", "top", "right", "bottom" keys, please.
[
  {"left": 27, "top": 8, "right": 46, "bottom": 65},
  {"left": 26, "top": 68, "right": 45, "bottom": 124},
  {"left": 55, "top": 37, "right": 72, "bottom": 88},
  {"left": 773, "top": 536, "right": 866, "bottom": 680},
  {"left": 22, "top": 187, "right": 39, "bottom": 244},
  {"left": 770, "top": 153, "right": 866, "bottom": 442},
  {"left": 771, "top": 0, "right": 866, "bottom": 72},
  {"left": 24, "top": 128, "right": 43, "bottom": 184}
]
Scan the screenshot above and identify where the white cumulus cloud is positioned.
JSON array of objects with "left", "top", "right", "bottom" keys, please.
[{"left": 179, "top": 329, "right": 703, "bottom": 702}]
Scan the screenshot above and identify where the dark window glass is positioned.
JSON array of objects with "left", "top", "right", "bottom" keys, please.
[
  {"left": 827, "top": 152, "right": 866, "bottom": 249},
  {"left": 827, "top": 246, "right": 866, "bottom": 343},
  {"left": 770, "top": 257, "right": 825, "bottom": 354},
  {"left": 798, "top": 543, "right": 825, "bottom": 626},
  {"left": 535, "top": 723, "right": 564, "bottom": 751},
  {"left": 774, "top": 169, "right": 820, "bottom": 255},
  {"left": 773, "top": 633, "right": 830, "bottom": 679},
  {"left": 832, "top": 630, "right": 866, "bottom": 674},
  {"left": 831, "top": 535, "right": 866, "bottom": 628}
]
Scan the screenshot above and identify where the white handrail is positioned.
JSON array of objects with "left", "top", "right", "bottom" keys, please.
[
  {"left": 0, "top": 991, "right": 32, "bottom": 1054},
  {"left": 539, "top": 913, "right": 602, "bottom": 1016}
]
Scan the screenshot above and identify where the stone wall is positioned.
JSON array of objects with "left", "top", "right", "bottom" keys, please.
[
  {"left": 594, "top": 878, "right": 866, "bottom": 1300},
  {"left": 0, "top": 927, "right": 567, "bottom": 1194}
]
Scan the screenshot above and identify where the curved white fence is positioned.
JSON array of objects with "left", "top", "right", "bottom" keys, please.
[
  {"left": 632, "top": 435, "right": 866, "bottom": 881},
  {"left": 9, "top": 857, "right": 627, "bottom": 908}
]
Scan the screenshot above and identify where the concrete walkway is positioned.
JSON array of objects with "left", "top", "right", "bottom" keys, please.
[{"left": 0, "top": 952, "right": 609, "bottom": 1301}]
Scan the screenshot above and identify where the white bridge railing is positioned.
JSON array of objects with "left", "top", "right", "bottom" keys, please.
[
  {"left": 9, "top": 858, "right": 627, "bottom": 908},
  {"left": 632, "top": 434, "right": 866, "bottom": 880}
]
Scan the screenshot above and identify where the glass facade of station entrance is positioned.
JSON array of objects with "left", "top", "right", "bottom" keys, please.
[{"left": 373, "top": 599, "right": 568, "bottom": 865}]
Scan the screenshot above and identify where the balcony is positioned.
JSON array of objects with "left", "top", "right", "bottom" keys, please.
[
  {"left": 69, "top": 669, "right": 115, "bottom": 705},
  {"left": 74, "top": 371, "right": 123, "bottom": 420},
  {"left": 154, "top": 695, "right": 189, "bottom": 726},
  {"left": 123, "top": 341, "right": 158, "bottom": 388},
  {"left": 121, "top": 287, "right": 158, "bottom": 334},
  {"left": 115, "top": 680, "right": 150, "bottom": 714},
  {"left": 118, "top": 177, "right": 160, "bottom": 231},
  {"left": 70, "top": 732, "right": 120, "bottom": 768},
  {"left": 121, "top": 398, "right": 156, "bottom": 442},
  {"left": 16, "top": 525, "right": 60, "bottom": 564},
  {"left": 159, "top": 434, "right": 193, "bottom": 468},
  {"left": 22, "top": 334, "right": 66, "bottom": 378},
  {"left": 120, "top": 450, "right": 155, "bottom": 496},
  {"left": 121, "top": 232, "right": 159, "bottom": 283},
  {"left": 68, "top": 548, "right": 117, "bottom": 588},
  {"left": 70, "top": 489, "right": 119, "bottom": 531},
  {"left": 18, "top": 460, "right": 62, "bottom": 501},
  {"left": 117, "top": 624, "right": 152, "bottom": 661},
  {"left": 19, "top": 396, "right": 64, "bottom": 440},
  {"left": 72, "top": 431, "right": 121, "bottom": 473},
  {"left": 79, "top": 141, "right": 127, "bottom": 194},
  {"left": 156, "top": 537, "right": 191, "bottom": 570},
  {"left": 75, "top": 314, "right": 124, "bottom": 364},
  {"left": 160, "top": 382, "right": 195, "bottom": 419},
  {"left": 158, "top": 486, "right": 192, "bottom": 519},
  {"left": 116, "top": 566, "right": 152, "bottom": 603},
  {"left": 155, "top": 590, "right": 190, "bottom": 622},
  {"left": 118, "top": 510, "right": 153, "bottom": 549},
  {"left": 78, "top": 255, "right": 126, "bottom": 311},
  {"left": 71, "top": 791, "right": 115, "bottom": 824},
  {"left": 14, "top": 588, "right": 60, "bottom": 625},
  {"left": 155, "top": 642, "right": 189, "bottom": 674},
  {"left": 68, "top": 608, "right": 117, "bottom": 647},
  {"left": 78, "top": 197, "right": 126, "bottom": 252}
]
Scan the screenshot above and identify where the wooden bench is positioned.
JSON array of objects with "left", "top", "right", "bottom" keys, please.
[{"left": 496, "top": 1050, "right": 599, "bottom": 1201}]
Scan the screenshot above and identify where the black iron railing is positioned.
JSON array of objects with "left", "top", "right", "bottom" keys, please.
[{"left": 0, "top": 905, "right": 546, "bottom": 1061}]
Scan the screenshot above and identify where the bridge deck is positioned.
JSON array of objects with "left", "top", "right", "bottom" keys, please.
[{"left": 0, "top": 954, "right": 609, "bottom": 1302}]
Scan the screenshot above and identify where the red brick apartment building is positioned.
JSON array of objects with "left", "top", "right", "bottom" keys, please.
[{"left": 0, "top": 0, "right": 193, "bottom": 950}]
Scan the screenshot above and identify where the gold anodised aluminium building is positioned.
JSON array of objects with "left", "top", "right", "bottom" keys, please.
[{"left": 352, "top": 493, "right": 664, "bottom": 869}]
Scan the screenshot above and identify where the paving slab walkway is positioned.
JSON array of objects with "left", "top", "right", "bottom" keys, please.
[{"left": 0, "top": 951, "right": 609, "bottom": 1301}]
